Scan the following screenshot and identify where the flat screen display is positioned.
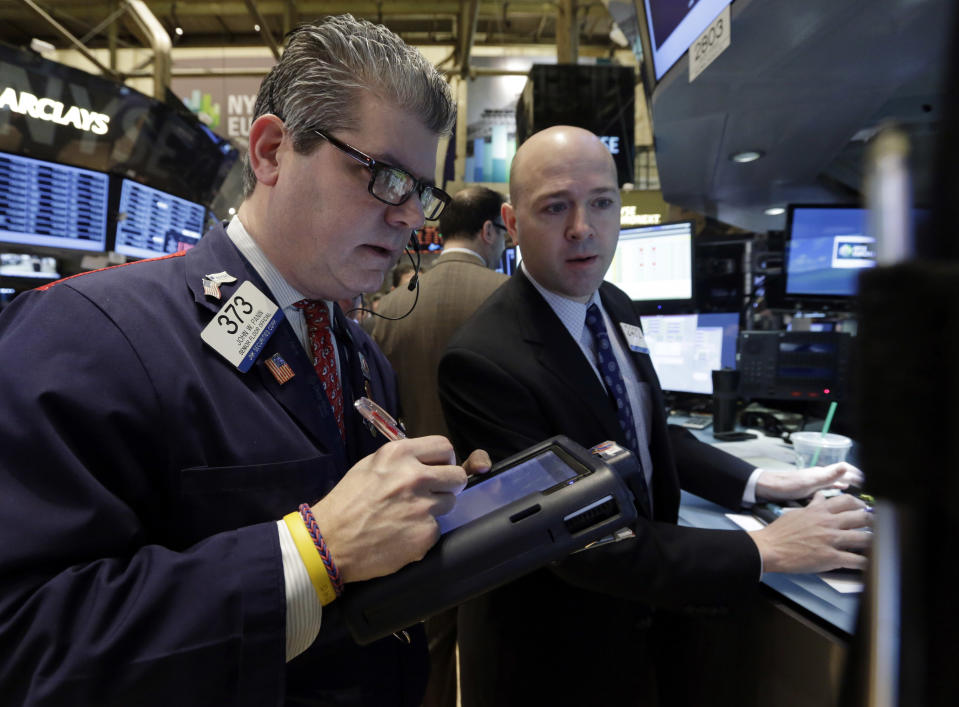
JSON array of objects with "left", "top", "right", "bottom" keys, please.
[
  {"left": 115, "top": 179, "right": 205, "bottom": 259},
  {"left": 0, "top": 44, "right": 237, "bottom": 204},
  {"left": 496, "top": 245, "right": 520, "bottom": 275},
  {"left": 0, "top": 151, "right": 108, "bottom": 251},
  {"left": 436, "top": 450, "right": 578, "bottom": 534},
  {"left": 785, "top": 206, "right": 875, "bottom": 298},
  {"left": 644, "top": 0, "right": 733, "bottom": 80},
  {"left": 639, "top": 312, "right": 739, "bottom": 394},
  {"left": 607, "top": 221, "right": 693, "bottom": 304}
]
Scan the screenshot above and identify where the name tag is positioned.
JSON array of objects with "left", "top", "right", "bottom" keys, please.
[
  {"left": 619, "top": 322, "right": 649, "bottom": 354},
  {"left": 201, "top": 280, "right": 284, "bottom": 372}
]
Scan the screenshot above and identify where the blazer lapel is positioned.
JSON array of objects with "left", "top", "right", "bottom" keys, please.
[
  {"left": 599, "top": 283, "right": 679, "bottom": 516},
  {"left": 183, "top": 223, "right": 342, "bottom": 454},
  {"left": 599, "top": 285, "right": 663, "bottom": 392},
  {"left": 511, "top": 273, "right": 623, "bottom": 444}
]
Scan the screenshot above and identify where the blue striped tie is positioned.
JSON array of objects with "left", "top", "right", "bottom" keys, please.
[{"left": 585, "top": 303, "right": 651, "bottom": 516}]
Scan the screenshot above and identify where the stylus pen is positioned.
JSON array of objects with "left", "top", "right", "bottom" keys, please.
[
  {"left": 354, "top": 397, "right": 407, "bottom": 441},
  {"left": 353, "top": 397, "right": 414, "bottom": 646}
]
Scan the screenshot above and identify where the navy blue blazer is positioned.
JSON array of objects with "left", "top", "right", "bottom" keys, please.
[
  {"left": 0, "top": 223, "right": 427, "bottom": 706},
  {"left": 439, "top": 271, "right": 761, "bottom": 705}
]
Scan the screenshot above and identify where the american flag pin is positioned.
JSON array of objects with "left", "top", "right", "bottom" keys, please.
[
  {"left": 265, "top": 353, "right": 295, "bottom": 384},
  {"left": 202, "top": 277, "right": 221, "bottom": 299}
]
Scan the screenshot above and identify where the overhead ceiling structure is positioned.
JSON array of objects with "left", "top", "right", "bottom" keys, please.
[
  {"left": 648, "top": 0, "right": 955, "bottom": 233},
  {"left": 0, "top": 1, "right": 621, "bottom": 56}
]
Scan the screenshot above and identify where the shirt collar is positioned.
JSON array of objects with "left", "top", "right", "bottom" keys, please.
[
  {"left": 441, "top": 246, "right": 487, "bottom": 267},
  {"left": 226, "top": 216, "right": 332, "bottom": 317},
  {"left": 521, "top": 261, "right": 603, "bottom": 343}
]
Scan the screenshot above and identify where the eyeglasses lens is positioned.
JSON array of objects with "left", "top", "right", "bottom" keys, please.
[
  {"left": 420, "top": 189, "right": 444, "bottom": 220},
  {"left": 373, "top": 167, "right": 415, "bottom": 204},
  {"left": 372, "top": 167, "right": 446, "bottom": 219}
]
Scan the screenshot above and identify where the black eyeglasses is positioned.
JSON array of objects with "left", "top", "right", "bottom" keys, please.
[
  {"left": 489, "top": 221, "right": 508, "bottom": 233},
  {"left": 314, "top": 129, "right": 451, "bottom": 221}
]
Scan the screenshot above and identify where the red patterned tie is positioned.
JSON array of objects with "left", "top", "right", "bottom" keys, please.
[{"left": 294, "top": 300, "right": 345, "bottom": 439}]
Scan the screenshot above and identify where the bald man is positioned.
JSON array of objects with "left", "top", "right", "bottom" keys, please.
[{"left": 438, "top": 126, "right": 870, "bottom": 706}]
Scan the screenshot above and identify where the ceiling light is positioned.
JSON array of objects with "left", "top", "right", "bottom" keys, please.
[
  {"left": 29, "top": 38, "right": 56, "bottom": 55},
  {"left": 254, "top": 24, "right": 261, "bottom": 32},
  {"left": 174, "top": 26, "right": 184, "bottom": 37},
  {"left": 730, "top": 150, "right": 763, "bottom": 163},
  {"left": 764, "top": 207, "right": 785, "bottom": 216}
]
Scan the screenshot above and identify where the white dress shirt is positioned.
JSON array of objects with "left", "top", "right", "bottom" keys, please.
[
  {"left": 226, "top": 217, "right": 326, "bottom": 660},
  {"left": 521, "top": 263, "right": 763, "bottom": 511}
]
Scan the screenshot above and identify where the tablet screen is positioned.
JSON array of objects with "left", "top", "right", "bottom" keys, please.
[{"left": 437, "top": 450, "right": 579, "bottom": 534}]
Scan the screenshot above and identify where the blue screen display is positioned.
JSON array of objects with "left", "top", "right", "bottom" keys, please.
[
  {"left": 785, "top": 207, "right": 875, "bottom": 297},
  {"left": 496, "top": 246, "right": 519, "bottom": 275},
  {"left": 114, "top": 179, "right": 205, "bottom": 260},
  {"left": 0, "top": 151, "right": 108, "bottom": 252}
]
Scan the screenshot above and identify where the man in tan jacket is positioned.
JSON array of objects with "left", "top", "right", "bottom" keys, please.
[
  {"left": 372, "top": 185, "right": 509, "bottom": 439},
  {"left": 370, "top": 184, "right": 508, "bottom": 707}
]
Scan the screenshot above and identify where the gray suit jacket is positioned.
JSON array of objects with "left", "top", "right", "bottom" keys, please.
[{"left": 371, "top": 250, "right": 507, "bottom": 438}]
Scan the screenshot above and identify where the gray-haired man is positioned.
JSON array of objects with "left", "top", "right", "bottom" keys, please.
[{"left": 0, "top": 15, "right": 488, "bottom": 707}]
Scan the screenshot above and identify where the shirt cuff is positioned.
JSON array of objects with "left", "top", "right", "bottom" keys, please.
[
  {"left": 741, "top": 467, "right": 764, "bottom": 507},
  {"left": 740, "top": 469, "right": 766, "bottom": 578},
  {"left": 277, "top": 519, "right": 323, "bottom": 661}
]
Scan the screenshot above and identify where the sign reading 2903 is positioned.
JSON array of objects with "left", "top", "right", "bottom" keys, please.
[
  {"left": 200, "top": 280, "right": 284, "bottom": 372},
  {"left": 689, "top": 4, "right": 732, "bottom": 83}
]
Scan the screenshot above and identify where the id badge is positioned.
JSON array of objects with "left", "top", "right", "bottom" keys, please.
[
  {"left": 201, "top": 280, "right": 284, "bottom": 372},
  {"left": 619, "top": 322, "right": 649, "bottom": 354}
]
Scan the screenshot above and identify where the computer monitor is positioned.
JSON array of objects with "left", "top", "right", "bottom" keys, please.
[
  {"left": 784, "top": 205, "right": 875, "bottom": 304},
  {"left": 0, "top": 151, "right": 109, "bottom": 252},
  {"left": 114, "top": 179, "right": 206, "bottom": 260},
  {"left": 639, "top": 312, "right": 739, "bottom": 395},
  {"left": 496, "top": 245, "right": 521, "bottom": 275},
  {"left": 607, "top": 220, "right": 694, "bottom": 311},
  {"left": 643, "top": 0, "right": 733, "bottom": 81}
]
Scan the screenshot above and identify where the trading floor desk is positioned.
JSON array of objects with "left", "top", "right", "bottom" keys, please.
[{"left": 672, "top": 420, "right": 861, "bottom": 707}]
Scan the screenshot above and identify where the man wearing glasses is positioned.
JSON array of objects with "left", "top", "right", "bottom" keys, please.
[
  {"left": 0, "top": 15, "right": 486, "bottom": 707},
  {"left": 373, "top": 185, "right": 508, "bottom": 440}
]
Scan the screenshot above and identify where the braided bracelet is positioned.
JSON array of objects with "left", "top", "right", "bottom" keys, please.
[
  {"left": 282, "top": 510, "right": 336, "bottom": 606},
  {"left": 298, "top": 503, "right": 345, "bottom": 597}
]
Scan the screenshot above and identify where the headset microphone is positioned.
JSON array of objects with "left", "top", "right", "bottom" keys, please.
[
  {"left": 406, "top": 230, "right": 420, "bottom": 291},
  {"left": 348, "top": 230, "right": 422, "bottom": 322}
]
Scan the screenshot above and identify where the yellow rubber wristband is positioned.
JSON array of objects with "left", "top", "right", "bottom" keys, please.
[{"left": 283, "top": 511, "right": 337, "bottom": 606}]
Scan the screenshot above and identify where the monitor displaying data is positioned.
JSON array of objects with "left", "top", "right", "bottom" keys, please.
[
  {"left": 607, "top": 221, "right": 693, "bottom": 305},
  {"left": 114, "top": 179, "right": 205, "bottom": 259},
  {"left": 0, "top": 151, "right": 109, "bottom": 252},
  {"left": 639, "top": 312, "right": 739, "bottom": 395}
]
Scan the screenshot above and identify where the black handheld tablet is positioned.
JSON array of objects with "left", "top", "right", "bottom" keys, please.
[{"left": 341, "top": 435, "right": 641, "bottom": 644}]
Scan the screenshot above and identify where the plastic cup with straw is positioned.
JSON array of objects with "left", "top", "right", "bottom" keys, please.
[
  {"left": 810, "top": 402, "right": 838, "bottom": 467},
  {"left": 790, "top": 403, "right": 852, "bottom": 468}
]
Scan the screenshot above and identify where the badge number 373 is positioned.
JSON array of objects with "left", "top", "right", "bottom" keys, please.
[{"left": 201, "top": 280, "right": 283, "bottom": 372}]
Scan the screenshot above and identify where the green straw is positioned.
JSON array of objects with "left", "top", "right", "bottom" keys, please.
[{"left": 810, "top": 401, "right": 838, "bottom": 466}]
